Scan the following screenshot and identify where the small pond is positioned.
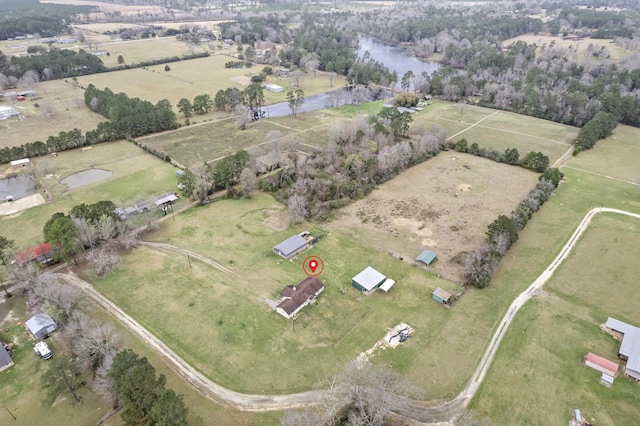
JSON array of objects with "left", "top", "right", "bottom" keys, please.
[
  {"left": 0, "top": 174, "right": 37, "bottom": 201},
  {"left": 61, "top": 168, "right": 113, "bottom": 190}
]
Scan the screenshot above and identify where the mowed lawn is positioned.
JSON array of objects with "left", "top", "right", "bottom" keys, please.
[
  {"left": 565, "top": 124, "right": 640, "bottom": 183},
  {"left": 92, "top": 191, "right": 505, "bottom": 399},
  {"left": 471, "top": 213, "right": 640, "bottom": 425},
  {"left": 0, "top": 80, "right": 104, "bottom": 148},
  {"left": 426, "top": 103, "right": 577, "bottom": 163},
  {"left": 0, "top": 141, "right": 179, "bottom": 246}
]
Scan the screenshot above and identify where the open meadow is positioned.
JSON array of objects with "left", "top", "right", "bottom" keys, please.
[
  {"left": 0, "top": 80, "right": 103, "bottom": 148},
  {"left": 471, "top": 213, "right": 640, "bottom": 425},
  {"left": 502, "top": 34, "right": 634, "bottom": 61},
  {"left": 329, "top": 152, "right": 539, "bottom": 282},
  {"left": 0, "top": 141, "right": 181, "bottom": 246}
]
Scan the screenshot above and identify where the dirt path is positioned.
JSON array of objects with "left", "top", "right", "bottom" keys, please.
[
  {"left": 445, "top": 110, "right": 500, "bottom": 141},
  {"left": 42, "top": 208, "right": 640, "bottom": 422},
  {"left": 551, "top": 146, "right": 575, "bottom": 168}
]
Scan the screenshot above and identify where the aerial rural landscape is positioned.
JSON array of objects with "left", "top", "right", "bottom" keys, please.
[{"left": 0, "top": 0, "right": 639, "bottom": 425}]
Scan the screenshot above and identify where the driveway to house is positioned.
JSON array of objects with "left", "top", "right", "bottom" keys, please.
[{"left": 55, "top": 207, "right": 640, "bottom": 422}]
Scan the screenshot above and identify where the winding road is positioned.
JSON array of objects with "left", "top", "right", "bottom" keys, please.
[{"left": 57, "top": 208, "right": 640, "bottom": 422}]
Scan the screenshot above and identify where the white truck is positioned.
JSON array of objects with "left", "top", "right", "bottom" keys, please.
[{"left": 33, "top": 341, "right": 52, "bottom": 360}]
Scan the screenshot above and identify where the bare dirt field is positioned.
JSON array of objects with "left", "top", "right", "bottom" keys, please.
[
  {"left": 0, "top": 193, "right": 46, "bottom": 216},
  {"left": 329, "top": 153, "right": 539, "bottom": 282}
]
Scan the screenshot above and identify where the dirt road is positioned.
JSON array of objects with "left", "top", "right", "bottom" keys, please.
[{"left": 54, "top": 208, "right": 640, "bottom": 422}]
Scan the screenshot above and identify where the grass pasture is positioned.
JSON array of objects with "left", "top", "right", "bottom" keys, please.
[
  {"left": 0, "top": 80, "right": 103, "bottom": 148},
  {"left": 0, "top": 141, "right": 180, "bottom": 246},
  {"left": 471, "top": 213, "right": 640, "bottom": 425},
  {"left": 91, "top": 191, "right": 509, "bottom": 399},
  {"left": 329, "top": 153, "right": 540, "bottom": 282},
  {"left": 502, "top": 34, "right": 633, "bottom": 61}
]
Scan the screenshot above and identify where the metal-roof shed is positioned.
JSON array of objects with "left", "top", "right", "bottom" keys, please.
[
  {"left": 584, "top": 352, "right": 618, "bottom": 376},
  {"left": 26, "top": 313, "right": 57, "bottom": 339},
  {"left": 273, "top": 233, "right": 310, "bottom": 259},
  {"left": 605, "top": 317, "right": 640, "bottom": 380},
  {"left": 379, "top": 278, "right": 396, "bottom": 293},
  {"left": 352, "top": 266, "right": 386, "bottom": 293},
  {"left": 432, "top": 287, "right": 452, "bottom": 305},
  {"left": 417, "top": 250, "right": 437, "bottom": 266},
  {"left": 264, "top": 84, "right": 283, "bottom": 92},
  {"left": 0, "top": 345, "right": 13, "bottom": 372},
  {"left": 10, "top": 158, "right": 30, "bottom": 167},
  {"left": 155, "top": 193, "right": 178, "bottom": 206}
]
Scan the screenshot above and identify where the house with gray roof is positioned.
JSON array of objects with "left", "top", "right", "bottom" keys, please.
[
  {"left": 605, "top": 317, "right": 640, "bottom": 380},
  {"left": 0, "top": 344, "right": 13, "bottom": 373}
]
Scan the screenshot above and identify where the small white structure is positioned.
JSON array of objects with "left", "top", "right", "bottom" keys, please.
[
  {"left": 263, "top": 84, "right": 283, "bottom": 93},
  {"left": 0, "top": 105, "right": 20, "bottom": 120},
  {"left": 10, "top": 158, "right": 30, "bottom": 167},
  {"left": 379, "top": 278, "right": 396, "bottom": 293}
]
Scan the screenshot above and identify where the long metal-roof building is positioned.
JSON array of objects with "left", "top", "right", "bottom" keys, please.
[{"left": 605, "top": 317, "right": 640, "bottom": 380}]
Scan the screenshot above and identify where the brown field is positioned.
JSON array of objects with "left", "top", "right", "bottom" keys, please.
[
  {"left": 503, "top": 34, "right": 633, "bottom": 61},
  {"left": 329, "top": 153, "right": 539, "bottom": 282},
  {"left": 0, "top": 80, "right": 104, "bottom": 148},
  {"left": 40, "top": 0, "right": 166, "bottom": 16}
]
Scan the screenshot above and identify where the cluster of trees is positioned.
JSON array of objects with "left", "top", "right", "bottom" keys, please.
[
  {"left": 109, "top": 349, "right": 188, "bottom": 425},
  {"left": 574, "top": 111, "right": 618, "bottom": 154},
  {"left": 177, "top": 94, "right": 213, "bottom": 117},
  {"left": 224, "top": 60, "right": 252, "bottom": 69},
  {"left": 84, "top": 84, "right": 178, "bottom": 141},
  {"left": 0, "top": 128, "right": 86, "bottom": 164},
  {"left": 219, "top": 14, "right": 286, "bottom": 45},
  {"left": 213, "top": 83, "right": 265, "bottom": 125},
  {"left": 0, "top": 0, "right": 95, "bottom": 39},
  {"left": 1, "top": 47, "right": 105, "bottom": 80},
  {"left": 449, "top": 138, "right": 550, "bottom": 172},
  {"left": 463, "top": 168, "right": 564, "bottom": 288}
]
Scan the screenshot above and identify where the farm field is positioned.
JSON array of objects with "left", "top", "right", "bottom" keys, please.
[
  {"left": 0, "top": 80, "right": 103, "bottom": 148},
  {"left": 502, "top": 34, "right": 633, "bottom": 61},
  {"left": 564, "top": 124, "right": 640, "bottom": 183},
  {"left": 74, "top": 54, "right": 337, "bottom": 117},
  {"left": 426, "top": 103, "right": 578, "bottom": 163},
  {"left": 329, "top": 152, "right": 539, "bottom": 282},
  {"left": 471, "top": 214, "right": 640, "bottom": 426},
  {"left": 0, "top": 141, "right": 180, "bottom": 246}
]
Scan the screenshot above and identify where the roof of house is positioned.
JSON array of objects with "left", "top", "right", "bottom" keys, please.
[
  {"left": 605, "top": 317, "right": 640, "bottom": 375},
  {"left": 352, "top": 266, "right": 386, "bottom": 291},
  {"left": 15, "top": 242, "right": 52, "bottom": 265},
  {"left": 273, "top": 234, "right": 309, "bottom": 258},
  {"left": 585, "top": 352, "right": 618, "bottom": 375},
  {"left": 277, "top": 276, "right": 324, "bottom": 316},
  {"left": 26, "top": 313, "right": 56, "bottom": 334},
  {"left": 417, "top": 250, "right": 437, "bottom": 265},
  {"left": 432, "top": 286, "right": 452, "bottom": 301},
  {"left": 0, "top": 345, "right": 12, "bottom": 368}
]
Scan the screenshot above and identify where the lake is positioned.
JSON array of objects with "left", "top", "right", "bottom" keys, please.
[
  {"left": 356, "top": 35, "right": 441, "bottom": 79},
  {"left": 0, "top": 174, "right": 36, "bottom": 201},
  {"left": 61, "top": 168, "right": 113, "bottom": 190}
]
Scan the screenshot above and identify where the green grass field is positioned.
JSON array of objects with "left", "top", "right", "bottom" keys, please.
[
  {"left": 0, "top": 141, "right": 180, "bottom": 246},
  {"left": 0, "top": 80, "right": 104, "bottom": 148},
  {"left": 470, "top": 213, "right": 640, "bottom": 425}
]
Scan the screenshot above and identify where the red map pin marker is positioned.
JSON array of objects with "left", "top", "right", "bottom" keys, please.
[{"left": 303, "top": 256, "right": 324, "bottom": 276}]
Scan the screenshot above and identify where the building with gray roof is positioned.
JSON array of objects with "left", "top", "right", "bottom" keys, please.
[
  {"left": 605, "top": 317, "right": 640, "bottom": 380},
  {"left": 273, "top": 232, "right": 311, "bottom": 259},
  {"left": 25, "top": 313, "right": 57, "bottom": 340}
]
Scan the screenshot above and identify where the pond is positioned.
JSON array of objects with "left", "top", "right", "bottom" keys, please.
[
  {"left": 61, "top": 168, "right": 113, "bottom": 190},
  {"left": 264, "top": 90, "right": 352, "bottom": 118},
  {"left": 0, "top": 174, "right": 37, "bottom": 201},
  {"left": 356, "top": 35, "right": 441, "bottom": 79}
]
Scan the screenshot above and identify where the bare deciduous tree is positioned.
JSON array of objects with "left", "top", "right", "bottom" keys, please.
[
  {"left": 32, "top": 274, "right": 83, "bottom": 321},
  {"left": 85, "top": 244, "right": 119, "bottom": 278},
  {"left": 287, "top": 195, "right": 308, "bottom": 223},
  {"left": 239, "top": 167, "right": 257, "bottom": 197}
]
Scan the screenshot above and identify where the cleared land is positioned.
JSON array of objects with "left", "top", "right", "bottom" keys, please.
[
  {"left": 329, "top": 153, "right": 539, "bottom": 282},
  {"left": 471, "top": 213, "right": 640, "bottom": 425},
  {"left": 0, "top": 80, "right": 103, "bottom": 148},
  {"left": 502, "top": 34, "right": 633, "bottom": 61},
  {"left": 565, "top": 124, "right": 640, "bottom": 183},
  {"left": 0, "top": 141, "right": 180, "bottom": 246},
  {"left": 425, "top": 103, "right": 578, "bottom": 163}
]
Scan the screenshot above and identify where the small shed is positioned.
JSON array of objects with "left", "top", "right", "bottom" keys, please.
[
  {"left": 584, "top": 352, "right": 618, "bottom": 376},
  {"left": 0, "top": 344, "right": 13, "bottom": 373},
  {"left": 273, "top": 233, "right": 311, "bottom": 259},
  {"left": 417, "top": 250, "right": 437, "bottom": 266},
  {"left": 176, "top": 169, "right": 184, "bottom": 177},
  {"left": 600, "top": 373, "right": 614, "bottom": 386},
  {"left": 26, "top": 313, "right": 57, "bottom": 339},
  {"left": 432, "top": 287, "right": 452, "bottom": 305},
  {"left": 352, "top": 266, "right": 386, "bottom": 294},
  {"left": 379, "top": 278, "right": 396, "bottom": 293},
  {"left": 10, "top": 158, "right": 30, "bottom": 168},
  {"left": 264, "top": 84, "right": 283, "bottom": 93}
]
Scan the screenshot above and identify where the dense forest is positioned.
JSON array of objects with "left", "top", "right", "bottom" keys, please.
[{"left": 0, "top": 0, "right": 96, "bottom": 39}]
